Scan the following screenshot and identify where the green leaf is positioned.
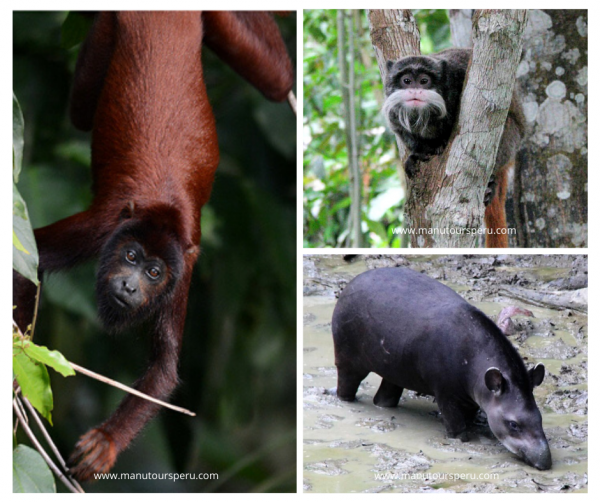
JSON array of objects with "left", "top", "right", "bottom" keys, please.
[
  {"left": 13, "top": 93, "right": 24, "bottom": 182},
  {"left": 13, "top": 183, "right": 39, "bottom": 286},
  {"left": 22, "top": 342, "right": 75, "bottom": 378},
  {"left": 13, "top": 445, "right": 56, "bottom": 493},
  {"left": 60, "top": 12, "right": 93, "bottom": 49},
  {"left": 13, "top": 231, "right": 29, "bottom": 254},
  {"left": 13, "top": 346, "right": 53, "bottom": 425}
]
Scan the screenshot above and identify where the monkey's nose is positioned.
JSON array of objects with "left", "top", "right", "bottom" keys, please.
[{"left": 122, "top": 281, "right": 137, "bottom": 294}]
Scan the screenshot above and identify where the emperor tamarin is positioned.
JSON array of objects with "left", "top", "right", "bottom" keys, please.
[{"left": 382, "top": 48, "right": 525, "bottom": 247}]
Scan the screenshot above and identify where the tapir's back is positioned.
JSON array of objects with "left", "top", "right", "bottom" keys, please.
[
  {"left": 333, "top": 267, "right": 470, "bottom": 343},
  {"left": 332, "top": 267, "right": 486, "bottom": 394}
]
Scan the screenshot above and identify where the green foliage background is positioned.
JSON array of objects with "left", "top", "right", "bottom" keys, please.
[
  {"left": 13, "top": 12, "right": 296, "bottom": 493},
  {"left": 303, "top": 9, "right": 451, "bottom": 248}
]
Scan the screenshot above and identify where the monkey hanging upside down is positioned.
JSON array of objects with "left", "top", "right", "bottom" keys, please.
[{"left": 382, "top": 48, "right": 525, "bottom": 248}]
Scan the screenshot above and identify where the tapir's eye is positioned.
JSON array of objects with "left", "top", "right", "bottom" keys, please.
[{"left": 508, "top": 420, "right": 520, "bottom": 432}]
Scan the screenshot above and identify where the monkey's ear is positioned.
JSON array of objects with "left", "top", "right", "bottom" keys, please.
[
  {"left": 119, "top": 201, "right": 135, "bottom": 220},
  {"left": 185, "top": 244, "right": 200, "bottom": 256},
  {"left": 386, "top": 60, "right": 395, "bottom": 72}
]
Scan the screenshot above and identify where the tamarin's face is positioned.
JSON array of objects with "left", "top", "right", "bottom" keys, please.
[
  {"left": 382, "top": 66, "right": 447, "bottom": 138},
  {"left": 396, "top": 71, "right": 435, "bottom": 105}
]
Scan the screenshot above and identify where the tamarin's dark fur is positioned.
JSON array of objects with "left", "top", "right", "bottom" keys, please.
[{"left": 382, "top": 48, "right": 525, "bottom": 248}]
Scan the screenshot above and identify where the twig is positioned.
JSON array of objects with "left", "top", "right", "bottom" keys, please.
[
  {"left": 69, "top": 362, "right": 196, "bottom": 417},
  {"left": 20, "top": 394, "right": 84, "bottom": 493},
  {"left": 287, "top": 90, "right": 297, "bottom": 115},
  {"left": 30, "top": 281, "right": 42, "bottom": 337},
  {"left": 13, "top": 396, "right": 83, "bottom": 493}
]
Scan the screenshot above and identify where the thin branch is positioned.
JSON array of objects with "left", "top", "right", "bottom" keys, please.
[
  {"left": 13, "top": 396, "right": 83, "bottom": 493},
  {"left": 30, "top": 281, "right": 42, "bottom": 337},
  {"left": 14, "top": 321, "right": 195, "bottom": 416},
  {"left": 69, "top": 362, "right": 196, "bottom": 417},
  {"left": 19, "top": 394, "right": 85, "bottom": 493},
  {"left": 347, "top": 11, "right": 361, "bottom": 247}
]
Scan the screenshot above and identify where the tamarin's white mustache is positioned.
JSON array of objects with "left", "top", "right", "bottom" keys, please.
[{"left": 382, "top": 89, "right": 447, "bottom": 136}]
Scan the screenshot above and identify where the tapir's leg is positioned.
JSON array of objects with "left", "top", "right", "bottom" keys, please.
[
  {"left": 373, "top": 379, "right": 403, "bottom": 408},
  {"left": 336, "top": 365, "right": 369, "bottom": 402},
  {"left": 436, "top": 397, "right": 473, "bottom": 440}
]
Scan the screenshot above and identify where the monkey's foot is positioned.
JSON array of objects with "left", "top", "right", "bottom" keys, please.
[
  {"left": 484, "top": 175, "right": 496, "bottom": 206},
  {"left": 67, "top": 428, "right": 117, "bottom": 482}
]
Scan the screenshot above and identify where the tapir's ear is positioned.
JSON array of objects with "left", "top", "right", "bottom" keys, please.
[
  {"left": 386, "top": 60, "right": 395, "bottom": 72},
  {"left": 529, "top": 363, "right": 545, "bottom": 387},
  {"left": 484, "top": 367, "right": 505, "bottom": 396}
]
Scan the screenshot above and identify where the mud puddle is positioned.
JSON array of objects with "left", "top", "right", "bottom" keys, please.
[{"left": 303, "top": 255, "right": 587, "bottom": 493}]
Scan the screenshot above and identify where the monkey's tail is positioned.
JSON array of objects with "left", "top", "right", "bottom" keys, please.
[{"left": 484, "top": 163, "right": 511, "bottom": 248}]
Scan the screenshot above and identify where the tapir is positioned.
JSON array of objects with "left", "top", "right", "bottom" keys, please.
[{"left": 332, "top": 267, "right": 552, "bottom": 470}]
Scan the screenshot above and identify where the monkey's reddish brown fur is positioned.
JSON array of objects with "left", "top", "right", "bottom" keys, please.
[
  {"left": 13, "top": 11, "right": 293, "bottom": 482},
  {"left": 484, "top": 163, "right": 511, "bottom": 248}
]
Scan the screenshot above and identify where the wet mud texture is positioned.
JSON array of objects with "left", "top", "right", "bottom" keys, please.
[{"left": 303, "top": 255, "right": 587, "bottom": 493}]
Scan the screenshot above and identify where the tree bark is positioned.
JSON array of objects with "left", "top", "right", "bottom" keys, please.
[
  {"left": 513, "top": 10, "right": 587, "bottom": 247},
  {"left": 423, "top": 10, "right": 528, "bottom": 247},
  {"left": 367, "top": 10, "right": 419, "bottom": 247},
  {"left": 449, "top": 9, "right": 474, "bottom": 48},
  {"left": 338, "top": 10, "right": 361, "bottom": 247}
]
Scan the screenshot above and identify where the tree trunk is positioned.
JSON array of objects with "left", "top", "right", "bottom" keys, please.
[
  {"left": 512, "top": 10, "right": 587, "bottom": 247},
  {"left": 367, "top": 9, "right": 419, "bottom": 247},
  {"left": 367, "top": 9, "right": 420, "bottom": 165},
  {"left": 449, "top": 9, "right": 473, "bottom": 48},
  {"left": 338, "top": 10, "right": 361, "bottom": 247}
]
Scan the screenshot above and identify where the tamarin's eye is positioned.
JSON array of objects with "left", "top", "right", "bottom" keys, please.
[
  {"left": 403, "top": 77, "right": 412, "bottom": 85},
  {"left": 420, "top": 77, "right": 429, "bottom": 85}
]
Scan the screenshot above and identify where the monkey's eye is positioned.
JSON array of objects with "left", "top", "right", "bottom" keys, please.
[
  {"left": 125, "top": 250, "right": 137, "bottom": 264},
  {"left": 402, "top": 77, "right": 412, "bottom": 85},
  {"left": 420, "top": 77, "right": 429, "bottom": 85},
  {"left": 146, "top": 267, "right": 161, "bottom": 280}
]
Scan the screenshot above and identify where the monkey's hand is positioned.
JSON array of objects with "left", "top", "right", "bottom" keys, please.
[
  {"left": 404, "top": 153, "right": 430, "bottom": 179},
  {"left": 484, "top": 174, "right": 496, "bottom": 206},
  {"left": 67, "top": 427, "right": 117, "bottom": 482}
]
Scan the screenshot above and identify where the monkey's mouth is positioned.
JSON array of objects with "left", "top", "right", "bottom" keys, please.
[
  {"left": 406, "top": 99, "right": 426, "bottom": 107},
  {"left": 110, "top": 294, "right": 130, "bottom": 309}
]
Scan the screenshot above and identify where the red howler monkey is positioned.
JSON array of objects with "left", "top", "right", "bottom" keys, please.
[
  {"left": 382, "top": 48, "right": 525, "bottom": 248},
  {"left": 13, "top": 11, "right": 293, "bottom": 482}
]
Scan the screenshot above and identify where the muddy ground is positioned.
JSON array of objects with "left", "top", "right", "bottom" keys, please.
[{"left": 303, "top": 255, "right": 587, "bottom": 493}]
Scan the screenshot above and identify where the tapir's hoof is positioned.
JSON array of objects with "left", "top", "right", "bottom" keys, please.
[{"left": 447, "top": 430, "right": 470, "bottom": 442}]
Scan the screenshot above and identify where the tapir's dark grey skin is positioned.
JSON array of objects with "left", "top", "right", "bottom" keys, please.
[{"left": 332, "top": 267, "right": 552, "bottom": 471}]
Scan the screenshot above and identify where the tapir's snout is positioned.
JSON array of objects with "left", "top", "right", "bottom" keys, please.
[{"left": 521, "top": 439, "right": 552, "bottom": 471}]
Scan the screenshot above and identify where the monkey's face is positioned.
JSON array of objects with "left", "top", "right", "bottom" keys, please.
[
  {"left": 96, "top": 220, "right": 183, "bottom": 332},
  {"left": 383, "top": 63, "right": 447, "bottom": 139},
  {"left": 108, "top": 241, "right": 167, "bottom": 309}
]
